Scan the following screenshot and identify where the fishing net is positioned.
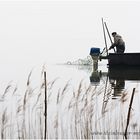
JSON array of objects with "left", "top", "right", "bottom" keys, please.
[{"left": 66, "top": 56, "right": 93, "bottom": 65}]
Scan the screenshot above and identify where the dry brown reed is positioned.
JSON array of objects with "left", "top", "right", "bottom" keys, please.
[
  {"left": 58, "top": 80, "right": 70, "bottom": 104},
  {"left": 120, "top": 92, "right": 128, "bottom": 103},
  {"left": 1, "top": 68, "right": 140, "bottom": 139},
  {"left": 2, "top": 82, "right": 12, "bottom": 99},
  {"left": 1, "top": 109, "right": 7, "bottom": 139}
]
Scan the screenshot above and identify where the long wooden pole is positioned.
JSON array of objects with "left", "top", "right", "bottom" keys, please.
[
  {"left": 44, "top": 71, "right": 47, "bottom": 139},
  {"left": 124, "top": 88, "right": 135, "bottom": 139},
  {"left": 102, "top": 18, "right": 108, "bottom": 56},
  {"left": 104, "top": 22, "right": 115, "bottom": 52}
]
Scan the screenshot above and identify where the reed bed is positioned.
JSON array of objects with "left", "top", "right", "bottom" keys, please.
[{"left": 0, "top": 69, "right": 140, "bottom": 139}]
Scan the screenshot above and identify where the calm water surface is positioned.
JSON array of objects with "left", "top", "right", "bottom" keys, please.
[
  {"left": 47, "top": 63, "right": 140, "bottom": 139},
  {"left": 0, "top": 62, "right": 140, "bottom": 139}
]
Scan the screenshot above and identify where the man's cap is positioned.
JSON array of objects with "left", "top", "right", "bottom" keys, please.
[{"left": 112, "top": 32, "right": 117, "bottom": 35}]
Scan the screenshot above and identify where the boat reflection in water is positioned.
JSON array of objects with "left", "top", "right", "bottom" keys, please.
[{"left": 90, "top": 65, "right": 140, "bottom": 99}]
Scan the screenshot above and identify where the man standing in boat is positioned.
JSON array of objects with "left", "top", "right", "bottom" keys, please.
[{"left": 109, "top": 32, "right": 125, "bottom": 53}]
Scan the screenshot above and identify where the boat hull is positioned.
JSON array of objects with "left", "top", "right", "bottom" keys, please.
[
  {"left": 107, "top": 53, "right": 140, "bottom": 66},
  {"left": 109, "top": 66, "right": 140, "bottom": 80}
]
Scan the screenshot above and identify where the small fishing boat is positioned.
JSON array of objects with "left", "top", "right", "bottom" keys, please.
[
  {"left": 90, "top": 48, "right": 140, "bottom": 66},
  {"left": 90, "top": 19, "right": 140, "bottom": 67}
]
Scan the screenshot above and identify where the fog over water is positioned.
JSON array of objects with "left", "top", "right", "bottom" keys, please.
[
  {"left": 0, "top": 1, "right": 140, "bottom": 64},
  {"left": 0, "top": 0, "right": 140, "bottom": 93}
]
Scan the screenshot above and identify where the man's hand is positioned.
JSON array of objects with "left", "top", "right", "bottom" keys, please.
[
  {"left": 109, "top": 44, "right": 115, "bottom": 50},
  {"left": 109, "top": 46, "right": 112, "bottom": 50}
]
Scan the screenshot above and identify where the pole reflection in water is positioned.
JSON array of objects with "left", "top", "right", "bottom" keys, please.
[{"left": 110, "top": 78, "right": 125, "bottom": 99}]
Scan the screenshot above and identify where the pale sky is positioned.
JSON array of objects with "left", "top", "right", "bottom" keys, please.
[{"left": 0, "top": 0, "right": 140, "bottom": 64}]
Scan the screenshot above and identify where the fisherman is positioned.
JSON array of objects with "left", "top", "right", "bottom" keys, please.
[{"left": 109, "top": 32, "right": 125, "bottom": 53}]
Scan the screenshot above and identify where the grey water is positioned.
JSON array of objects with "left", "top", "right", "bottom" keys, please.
[
  {"left": 0, "top": 60, "right": 140, "bottom": 139},
  {"left": 46, "top": 62, "right": 140, "bottom": 139}
]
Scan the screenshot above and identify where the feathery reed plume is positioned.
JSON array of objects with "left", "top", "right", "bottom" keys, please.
[
  {"left": 2, "top": 81, "right": 12, "bottom": 99},
  {"left": 61, "top": 80, "right": 70, "bottom": 96},
  {"left": 56, "top": 89, "right": 61, "bottom": 104},
  {"left": 27, "top": 71, "right": 32, "bottom": 86},
  {"left": 16, "top": 116, "right": 20, "bottom": 139},
  {"left": 120, "top": 92, "right": 128, "bottom": 103},
  {"left": 12, "top": 86, "right": 18, "bottom": 95},
  {"left": 48, "top": 78, "right": 59, "bottom": 101},
  {"left": 1, "top": 109, "right": 8, "bottom": 139},
  {"left": 54, "top": 113, "right": 58, "bottom": 139},
  {"left": 81, "top": 85, "right": 91, "bottom": 101},
  {"left": 21, "top": 71, "right": 33, "bottom": 139},
  {"left": 32, "top": 91, "right": 42, "bottom": 111},
  {"left": 48, "top": 78, "right": 59, "bottom": 90},
  {"left": 23, "top": 90, "right": 28, "bottom": 111},
  {"left": 58, "top": 80, "right": 70, "bottom": 104},
  {"left": 124, "top": 88, "right": 135, "bottom": 139},
  {"left": 76, "top": 80, "right": 83, "bottom": 99},
  {"left": 68, "top": 96, "right": 76, "bottom": 110},
  {"left": 16, "top": 105, "right": 23, "bottom": 114}
]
